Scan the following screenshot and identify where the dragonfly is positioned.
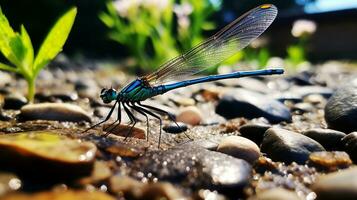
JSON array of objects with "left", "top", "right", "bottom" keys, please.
[{"left": 86, "top": 4, "right": 283, "bottom": 147}]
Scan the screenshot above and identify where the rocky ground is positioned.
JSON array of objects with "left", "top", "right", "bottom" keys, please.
[{"left": 0, "top": 60, "right": 356, "bottom": 200}]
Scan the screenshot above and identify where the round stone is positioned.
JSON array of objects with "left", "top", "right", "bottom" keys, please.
[
  {"left": 215, "top": 89, "right": 291, "bottom": 123},
  {"left": 176, "top": 106, "right": 202, "bottom": 126},
  {"left": 302, "top": 129, "right": 346, "bottom": 151},
  {"left": 217, "top": 136, "right": 260, "bottom": 164},
  {"left": 261, "top": 128, "right": 325, "bottom": 164},
  {"left": 163, "top": 122, "right": 188, "bottom": 134},
  {"left": 324, "top": 79, "right": 357, "bottom": 133}
]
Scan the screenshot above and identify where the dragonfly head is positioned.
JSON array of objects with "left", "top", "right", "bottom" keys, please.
[{"left": 100, "top": 88, "right": 117, "bottom": 104}]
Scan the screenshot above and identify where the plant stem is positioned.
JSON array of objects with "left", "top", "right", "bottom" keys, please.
[{"left": 27, "top": 78, "right": 35, "bottom": 103}]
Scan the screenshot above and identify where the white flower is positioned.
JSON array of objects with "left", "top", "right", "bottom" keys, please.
[
  {"left": 113, "top": 0, "right": 142, "bottom": 17},
  {"left": 174, "top": 2, "right": 193, "bottom": 18},
  {"left": 291, "top": 19, "right": 317, "bottom": 38}
]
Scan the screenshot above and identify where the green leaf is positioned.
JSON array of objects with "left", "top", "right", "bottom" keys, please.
[
  {"left": 20, "top": 25, "right": 34, "bottom": 71},
  {"left": 0, "top": 7, "right": 24, "bottom": 67},
  {"left": 33, "top": 7, "right": 77, "bottom": 75},
  {"left": 99, "top": 12, "right": 114, "bottom": 28},
  {"left": 0, "top": 62, "right": 17, "bottom": 73}
]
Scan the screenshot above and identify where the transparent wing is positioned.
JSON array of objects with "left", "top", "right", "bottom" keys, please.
[{"left": 144, "top": 4, "right": 278, "bottom": 85}]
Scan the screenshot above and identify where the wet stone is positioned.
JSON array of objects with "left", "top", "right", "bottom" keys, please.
[
  {"left": 312, "top": 167, "right": 357, "bottom": 200},
  {"left": 131, "top": 145, "right": 251, "bottom": 193},
  {"left": 239, "top": 123, "right": 271, "bottom": 146},
  {"left": 248, "top": 188, "right": 301, "bottom": 200},
  {"left": 3, "top": 94, "right": 27, "bottom": 110},
  {"left": 261, "top": 128, "right": 325, "bottom": 164},
  {"left": 215, "top": 89, "right": 291, "bottom": 123},
  {"left": 308, "top": 151, "right": 352, "bottom": 172},
  {"left": 324, "top": 79, "right": 357, "bottom": 133},
  {"left": 217, "top": 136, "right": 260, "bottom": 164},
  {"left": 163, "top": 122, "right": 188, "bottom": 134},
  {"left": 341, "top": 132, "right": 357, "bottom": 163},
  {"left": 0, "top": 131, "right": 96, "bottom": 180},
  {"left": 176, "top": 106, "right": 202, "bottom": 126},
  {"left": 302, "top": 128, "right": 346, "bottom": 151},
  {"left": 19, "top": 103, "right": 91, "bottom": 122}
]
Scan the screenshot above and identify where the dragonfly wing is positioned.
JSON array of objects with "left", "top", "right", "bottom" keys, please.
[{"left": 145, "top": 4, "right": 278, "bottom": 85}]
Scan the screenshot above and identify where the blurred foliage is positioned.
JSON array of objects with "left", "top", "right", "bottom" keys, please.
[
  {"left": 99, "top": 0, "right": 221, "bottom": 71},
  {"left": 286, "top": 19, "right": 317, "bottom": 67},
  {"left": 0, "top": 7, "right": 77, "bottom": 102}
]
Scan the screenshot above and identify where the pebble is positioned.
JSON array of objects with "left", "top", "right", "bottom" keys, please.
[
  {"left": 324, "top": 79, "right": 357, "bottom": 133},
  {"left": 238, "top": 123, "right": 271, "bottom": 146},
  {"left": 110, "top": 175, "right": 186, "bottom": 200},
  {"left": 0, "top": 131, "right": 97, "bottom": 180},
  {"left": 302, "top": 129, "right": 346, "bottom": 151},
  {"left": 261, "top": 128, "right": 325, "bottom": 164},
  {"left": 341, "top": 132, "right": 357, "bottom": 163},
  {"left": 308, "top": 151, "right": 352, "bottom": 171},
  {"left": 215, "top": 89, "right": 291, "bottom": 123},
  {"left": 163, "top": 122, "right": 188, "bottom": 134},
  {"left": 217, "top": 136, "right": 260, "bottom": 164},
  {"left": 19, "top": 103, "right": 91, "bottom": 122},
  {"left": 131, "top": 145, "right": 251, "bottom": 192},
  {"left": 312, "top": 167, "right": 357, "bottom": 200},
  {"left": 248, "top": 188, "right": 301, "bottom": 200},
  {"left": 176, "top": 106, "right": 202, "bottom": 126},
  {"left": 103, "top": 124, "right": 146, "bottom": 140},
  {"left": 3, "top": 94, "right": 27, "bottom": 110}
]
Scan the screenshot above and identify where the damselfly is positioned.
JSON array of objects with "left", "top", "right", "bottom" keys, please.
[{"left": 86, "top": 4, "right": 283, "bottom": 147}]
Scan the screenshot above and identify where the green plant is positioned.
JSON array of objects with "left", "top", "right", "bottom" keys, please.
[
  {"left": 0, "top": 7, "right": 77, "bottom": 102},
  {"left": 99, "top": 0, "right": 221, "bottom": 71}
]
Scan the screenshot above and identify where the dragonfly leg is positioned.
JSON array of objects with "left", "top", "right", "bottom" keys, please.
[
  {"left": 83, "top": 100, "right": 118, "bottom": 133},
  {"left": 138, "top": 102, "right": 192, "bottom": 141},
  {"left": 122, "top": 102, "right": 137, "bottom": 140},
  {"left": 134, "top": 103, "right": 162, "bottom": 148},
  {"left": 128, "top": 102, "right": 150, "bottom": 142},
  {"left": 104, "top": 102, "right": 122, "bottom": 136}
]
